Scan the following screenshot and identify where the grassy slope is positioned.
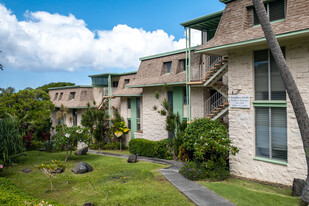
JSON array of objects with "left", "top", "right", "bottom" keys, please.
[
  {"left": 199, "top": 178, "right": 304, "bottom": 206},
  {"left": 1, "top": 151, "right": 193, "bottom": 206}
]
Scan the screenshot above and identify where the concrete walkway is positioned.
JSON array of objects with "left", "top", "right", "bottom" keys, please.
[{"left": 89, "top": 149, "right": 235, "bottom": 206}]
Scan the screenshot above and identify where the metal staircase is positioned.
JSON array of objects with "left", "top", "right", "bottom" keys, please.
[{"left": 203, "top": 56, "right": 229, "bottom": 120}]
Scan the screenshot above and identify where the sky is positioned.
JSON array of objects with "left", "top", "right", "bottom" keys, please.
[{"left": 0, "top": 0, "right": 225, "bottom": 91}]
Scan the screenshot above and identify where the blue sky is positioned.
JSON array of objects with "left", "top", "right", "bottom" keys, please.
[{"left": 0, "top": 0, "right": 225, "bottom": 91}]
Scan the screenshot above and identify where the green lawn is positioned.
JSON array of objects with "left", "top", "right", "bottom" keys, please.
[
  {"left": 99, "top": 150, "right": 131, "bottom": 155},
  {"left": 199, "top": 178, "right": 304, "bottom": 206},
  {"left": 1, "top": 151, "right": 193, "bottom": 206}
]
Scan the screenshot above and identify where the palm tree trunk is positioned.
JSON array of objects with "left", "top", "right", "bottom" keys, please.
[{"left": 253, "top": 0, "right": 309, "bottom": 202}]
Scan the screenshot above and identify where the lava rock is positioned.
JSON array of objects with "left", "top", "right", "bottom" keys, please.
[
  {"left": 292, "top": 178, "right": 305, "bottom": 196},
  {"left": 83, "top": 202, "right": 94, "bottom": 206},
  {"left": 71, "top": 162, "right": 93, "bottom": 174},
  {"left": 127, "top": 155, "right": 137, "bottom": 163},
  {"left": 75, "top": 147, "right": 88, "bottom": 156},
  {"left": 21, "top": 168, "right": 32, "bottom": 173}
]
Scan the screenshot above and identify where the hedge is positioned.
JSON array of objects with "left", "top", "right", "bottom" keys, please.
[{"left": 129, "top": 138, "right": 173, "bottom": 160}]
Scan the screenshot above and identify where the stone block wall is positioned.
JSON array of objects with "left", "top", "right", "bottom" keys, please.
[
  {"left": 228, "top": 37, "right": 308, "bottom": 186},
  {"left": 142, "top": 87, "right": 168, "bottom": 141}
]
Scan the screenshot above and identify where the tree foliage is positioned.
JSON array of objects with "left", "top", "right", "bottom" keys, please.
[
  {"left": 0, "top": 87, "right": 15, "bottom": 97},
  {"left": 37, "top": 82, "right": 75, "bottom": 93},
  {"left": 0, "top": 89, "right": 54, "bottom": 140}
]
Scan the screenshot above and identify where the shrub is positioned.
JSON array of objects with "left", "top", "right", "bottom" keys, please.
[
  {"left": 180, "top": 118, "right": 238, "bottom": 181},
  {"left": 89, "top": 142, "right": 128, "bottom": 150},
  {"left": 179, "top": 161, "right": 229, "bottom": 181},
  {"left": 0, "top": 116, "right": 25, "bottom": 165},
  {"left": 129, "top": 138, "right": 173, "bottom": 160},
  {"left": 44, "top": 140, "right": 55, "bottom": 152},
  {"left": 31, "top": 140, "right": 44, "bottom": 150},
  {"left": 183, "top": 118, "right": 238, "bottom": 163}
]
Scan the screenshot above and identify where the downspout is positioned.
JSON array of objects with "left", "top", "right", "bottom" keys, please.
[
  {"left": 185, "top": 27, "right": 189, "bottom": 123},
  {"left": 108, "top": 74, "right": 112, "bottom": 127},
  {"left": 188, "top": 27, "right": 192, "bottom": 122}
]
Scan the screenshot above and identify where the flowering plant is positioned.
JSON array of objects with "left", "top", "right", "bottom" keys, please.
[{"left": 53, "top": 126, "right": 91, "bottom": 162}]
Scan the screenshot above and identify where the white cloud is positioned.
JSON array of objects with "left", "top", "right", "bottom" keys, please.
[{"left": 0, "top": 4, "right": 201, "bottom": 72}]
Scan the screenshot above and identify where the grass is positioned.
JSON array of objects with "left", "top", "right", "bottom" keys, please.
[
  {"left": 199, "top": 178, "right": 305, "bottom": 206},
  {"left": 1, "top": 151, "right": 193, "bottom": 206},
  {"left": 99, "top": 150, "right": 131, "bottom": 155}
]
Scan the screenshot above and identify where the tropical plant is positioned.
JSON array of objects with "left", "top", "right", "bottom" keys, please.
[
  {"left": 81, "top": 101, "right": 110, "bottom": 142},
  {"left": 113, "top": 121, "right": 130, "bottom": 151},
  {"left": 112, "top": 109, "right": 129, "bottom": 151},
  {"left": 53, "top": 126, "right": 91, "bottom": 162},
  {"left": 0, "top": 116, "right": 25, "bottom": 165},
  {"left": 155, "top": 89, "right": 187, "bottom": 159},
  {"left": 253, "top": 0, "right": 309, "bottom": 202},
  {"left": 37, "top": 160, "right": 65, "bottom": 192}
]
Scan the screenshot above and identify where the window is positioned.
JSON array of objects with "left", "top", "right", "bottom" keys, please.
[
  {"left": 69, "top": 92, "right": 76, "bottom": 100},
  {"left": 54, "top": 93, "right": 58, "bottom": 100},
  {"left": 183, "top": 87, "right": 187, "bottom": 105},
  {"left": 73, "top": 109, "right": 77, "bottom": 126},
  {"left": 112, "top": 81, "right": 119, "bottom": 88},
  {"left": 254, "top": 48, "right": 287, "bottom": 162},
  {"left": 254, "top": 48, "right": 286, "bottom": 100},
  {"left": 91, "top": 77, "right": 108, "bottom": 86},
  {"left": 137, "top": 120, "right": 141, "bottom": 131},
  {"left": 124, "top": 79, "right": 130, "bottom": 85},
  {"left": 127, "top": 119, "right": 131, "bottom": 129},
  {"left": 178, "top": 59, "right": 187, "bottom": 73},
  {"left": 253, "top": 0, "right": 285, "bottom": 26},
  {"left": 59, "top": 93, "right": 63, "bottom": 100},
  {"left": 127, "top": 98, "right": 131, "bottom": 109},
  {"left": 163, "top": 62, "right": 172, "bottom": 74},
  {"left": 255, "top": 107, "right": 287, "bottom": 161},
  {"left": 136, "top": 97, "right": 141, "bottom": 118}
]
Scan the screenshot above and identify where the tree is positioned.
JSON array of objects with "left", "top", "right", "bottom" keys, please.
[
  {"left": 0, "top": 89, "right": 54, "bottom": 141},
  {"left": 0, "top": 87, "right": 15, "bottom": 97},
  {"left": 253, "top": 0, "right": 309, "bottom": 202},
  {"left": 37, "top": 82, "right": 75, "bottom": 93}
]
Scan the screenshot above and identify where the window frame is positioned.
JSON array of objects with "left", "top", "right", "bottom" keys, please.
[
  {"left": 253, "top": 0, "right": 286, "bottom": 26},
  {"left": 69, "top": 92, "right": 76, "bottom": 100},
  {"left": 163, "top": 61, "right": 172, "bottom": 74},
  {"left": 253, "top": 47, "right": 288, "bottom": 164}
]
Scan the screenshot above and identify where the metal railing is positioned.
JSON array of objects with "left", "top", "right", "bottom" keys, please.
[
  {"left": 204, "top": 85, "right": 228, "bottom": 117},
  {"left": 190, "top": 56, "right": 222, "bottom": 82}
]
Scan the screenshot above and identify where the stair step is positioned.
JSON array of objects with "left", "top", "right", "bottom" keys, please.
[
  {"left": 211, "top": 67, "right": 220, "bottom": 70},
  {"left": 213, "top": 110, "right": 220, "bottom": 113},
  {"left": 208, "top": 70, "right": 216, "bottom": 74},
  {"left": 224, "top": 102, "right": 229, "bottom": 106},
  {"left": 215, "top": 107, "right": 223, "bottom": 110},
  {"left": 208, "top": 113, "right": 216, "bottom": 116},
  {"left": 215, "top": 63, "right": 223, "bottom": 67},
  {"left": 205, "top": 74, "right": 213, "bottom": 77},
  {"left": 223, "top": 56, "right": 228, "bottom": 60}
]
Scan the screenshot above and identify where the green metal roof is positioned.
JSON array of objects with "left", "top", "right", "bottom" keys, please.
[
  {"left": 139, "top": 46, "right": 199, "bottom": 61},
  {"left": 88, "top": 71, "right": 137, "bottom": 78},
  {"left": 180, "top": 10, "right": 224, "bottom": 31},
  {"left": 126, "top": 82, "right": 186, "bottom": 88},
  {"left": 48, "top": 85, "right": 93, "bottom": 91},
  {"left": 219, "top": 0, "right": 235, "bottom": 3}
]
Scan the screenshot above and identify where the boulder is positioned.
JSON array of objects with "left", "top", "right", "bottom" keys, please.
[
  {"left": 71, "top": 162, "right": 93, "bottom": 174},
  {"left": 75, "top": 147, "right": 88, "bottom": 156},
  {"left": 292, "top": 178, "right": 305, "bottom": 196},
  {"left": 127, "top": 155, "right": 137, "bottom": 163},
  {"left": 83, "top": 202, "right": 94, "bottom": 206}
]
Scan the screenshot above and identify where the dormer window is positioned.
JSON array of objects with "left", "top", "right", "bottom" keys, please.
[
  {"left": 178, "top": 59, "right": 187, "bottom": 73},
  {"left": 112, "top": 81, "right": 119, "bottom": 88},
  {"left": 253, "top": 0, "right": 285, "bottom": 26},
  {"left": 124, "top": 79, "right": 130, "bottom": 85},
  {"left": 69, "top": 92, "right": 76, "bottom": 100},
  {"left": 59, "top": 93, "right": 63, "bottom": 100},
  {"left": 54, "top": 93, "right": 58, "bottom": 100},
  {"left": 163, "top": 61, "right": 172, "bottom": 74}
]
